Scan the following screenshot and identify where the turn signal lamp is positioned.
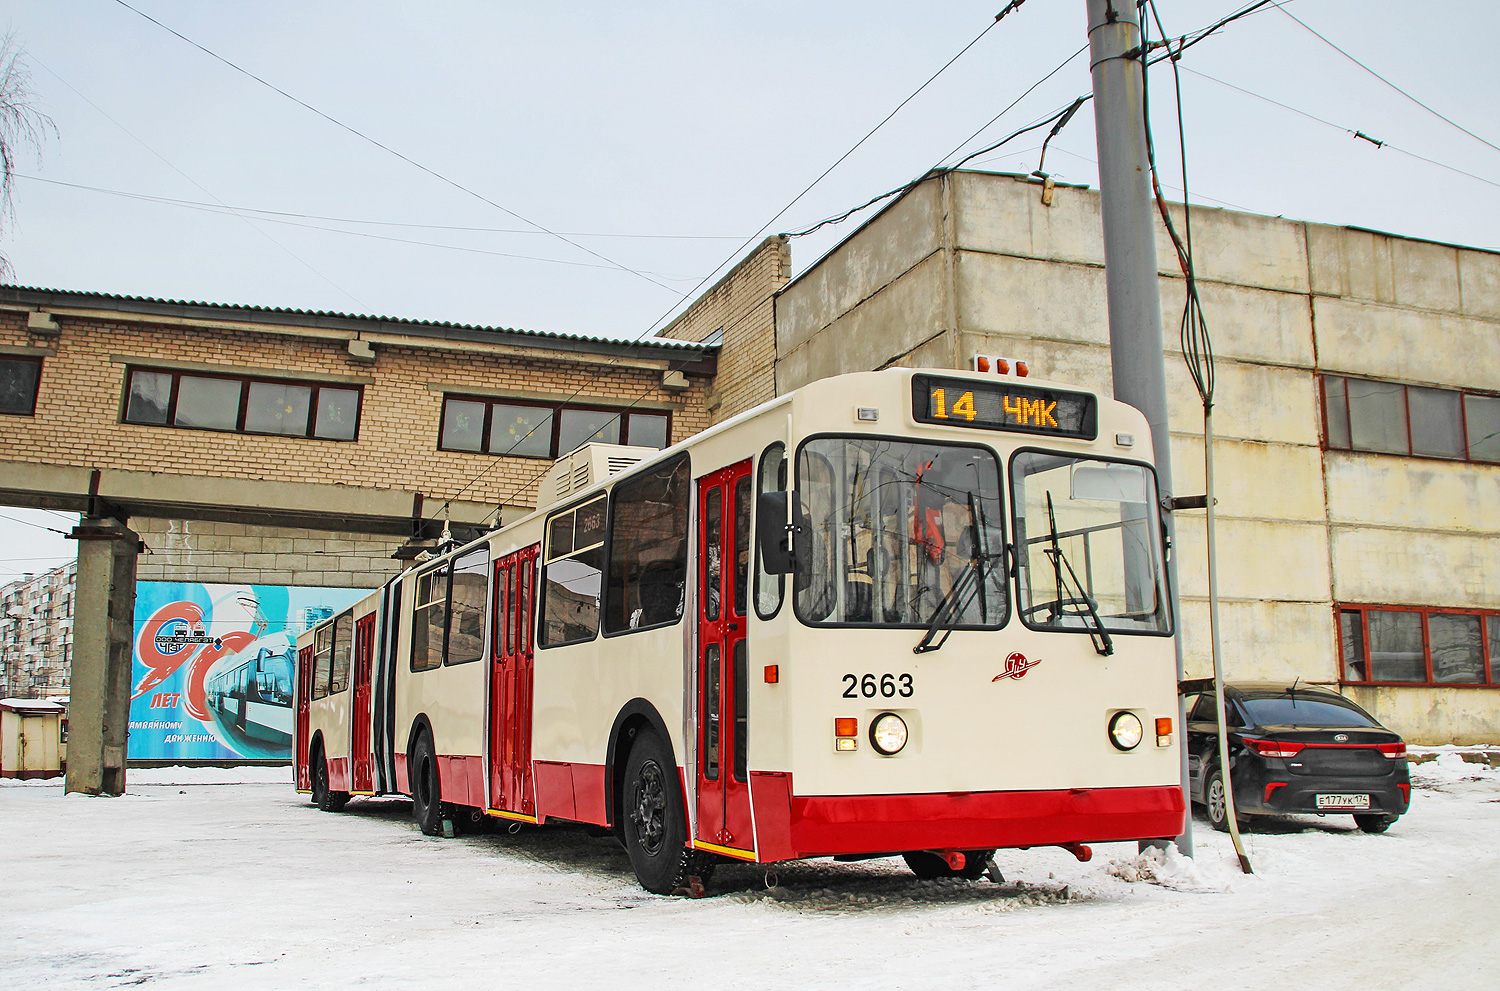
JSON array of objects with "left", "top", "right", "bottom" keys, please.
[
  {"left": 835, "top": 718, "right": 858, "bottom": 752},
  {"left": 1155, "top": 716, "right": 1173, "bottom": 748}
]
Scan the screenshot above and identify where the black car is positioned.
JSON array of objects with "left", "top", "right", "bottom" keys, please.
[{"left": 1180, "top": 680, "right": 1411, "bottom": 834}]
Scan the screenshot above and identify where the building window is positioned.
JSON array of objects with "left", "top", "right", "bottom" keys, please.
[
  {"left": 1339, "top": 605, "right": 1500, "bottom": 687},
  {"left": 1322, "top": 375, "right": 1500, "bottom": 464},
  {"left": 0, "top": 355, "right": 42, "bottom": 415},
  {"left": 438, "top": 394, "right": 670, "bottom": 459},
  {"left": 123, "top": 367, "right": 361, "bottom": 441}
]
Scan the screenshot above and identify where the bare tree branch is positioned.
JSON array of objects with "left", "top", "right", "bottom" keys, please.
[{"left": 0, "top": 32, "right": 56, "bottom": 282}]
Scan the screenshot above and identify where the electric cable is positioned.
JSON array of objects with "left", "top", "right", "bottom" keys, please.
[
  {"left": 1177, "top": 68, "right": 1500, "bottom": 192},
  {"left": 13, "top": 174, "right": 744, "bottom": 240},
  {"left": 111, "top": 0, "right": 683, "bottom": 296},
  {"left": 1276, "top": 7, "right": 1500, "bottom": 156}
]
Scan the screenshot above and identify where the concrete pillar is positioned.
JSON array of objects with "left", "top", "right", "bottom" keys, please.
[{"left": 65, "top": 517, "right": 140, "bottom": 797}]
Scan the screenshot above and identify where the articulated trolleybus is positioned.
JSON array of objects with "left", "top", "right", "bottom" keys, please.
[{"left": 295, "top": 365, "right": 1185, "bottom": 893}]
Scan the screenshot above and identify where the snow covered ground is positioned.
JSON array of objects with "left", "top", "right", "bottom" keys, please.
[{"left": 3, "top": 757, "right": 1497, "bottom": 990}]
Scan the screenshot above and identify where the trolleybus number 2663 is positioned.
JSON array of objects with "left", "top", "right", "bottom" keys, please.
[{"left": 841, "top": 673, "right": 914, "bottom": 699}]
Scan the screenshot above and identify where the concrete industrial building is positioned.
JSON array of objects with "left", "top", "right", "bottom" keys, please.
[
  {"left": 660, "top": 169, "right": 1500, "bottom": 745},
  {"left": 1, "top": 168, "right": 1495, "bottom": 748}
]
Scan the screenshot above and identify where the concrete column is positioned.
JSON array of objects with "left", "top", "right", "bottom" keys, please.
[{"left": 65, "top": 517, "right": 140, "bottom": 797}]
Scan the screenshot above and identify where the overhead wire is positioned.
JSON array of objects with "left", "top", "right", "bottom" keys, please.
[
  {"left": 12, "top": 174, "right": 745, "bottom": 240},
  {"left": 111, "top": 0, "right": 684, "bottom": 297},
  {"left": 1276, "top": 7, "right": 1500, "bottom": 157},
  {"left": 437, "top": 6, "right": 1041, "bottom": 521}
]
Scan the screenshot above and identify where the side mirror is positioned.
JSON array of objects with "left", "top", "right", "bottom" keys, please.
[{"left": 758, "top": 490, "right": 811, "bottom": 577}]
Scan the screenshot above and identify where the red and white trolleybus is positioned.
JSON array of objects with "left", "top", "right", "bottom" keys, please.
[{"left": 295, "top": 365, "right": 1186, "bottom": 893}]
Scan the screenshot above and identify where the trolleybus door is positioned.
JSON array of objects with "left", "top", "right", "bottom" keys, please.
[
  {"left": 295, "top": 644, "right": 315, "bottom": 791},
  {"left": 351, "top": 614, "right": 376, "bottom": 794},
  {"left": 696, "top": 461, "right": 754, "bottom": 853},
  {"left": 490, "top": 545, "right": 539, "bottom": 815}
]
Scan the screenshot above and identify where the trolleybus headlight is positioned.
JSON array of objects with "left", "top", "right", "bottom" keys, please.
[
  {"left": 1109, "top": 711, "right": 1144, "bottom": 751},
  {"left": 870, "top": 712, "right": 909, "bottom": 756}
]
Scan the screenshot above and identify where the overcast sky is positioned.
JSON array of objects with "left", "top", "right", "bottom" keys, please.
[{"left": 3, "top": 0, "right": 1497, "bottom": 577}]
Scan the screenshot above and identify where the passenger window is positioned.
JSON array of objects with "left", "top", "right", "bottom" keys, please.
[
  {"left": 312, "top": 625, "right": 333, "bottom": 699},
  {"left": 754, "top": 443, "right": 787, "bottom": 620},
  {"left": 733, "top": 475, "right": 751, "bottom": 618},
  {"left": 604, "top": 454, "right": 689, "bottom": 635},
  {"left": 540, "top": 496, "right": 606, "bottom": 647},
  {"left": 329, "top": 611, "right": 353, "bottom": 693},
  {"left": 446, "top": 547, "right": 489, "bottom": 665},
  {"left": 410, "top": 566, "right": 447, "bottom": 671}
]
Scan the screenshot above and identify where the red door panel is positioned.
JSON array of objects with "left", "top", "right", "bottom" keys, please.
[
  {"left": 696, "top": 460, "right": 754, "bottom": 852},
  {"left": 490, "top": 545, "right": 539, "bottom": 815},
  {"left": 351, "top": 614, "right": 376, "bottom": 793},
  {"left": 295, "top": 644, "right": 314, "bottom": 791}
]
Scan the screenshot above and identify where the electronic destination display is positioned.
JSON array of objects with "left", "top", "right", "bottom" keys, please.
[{"left": 911, "top": 374, "right": 1098, "bottom": 439}]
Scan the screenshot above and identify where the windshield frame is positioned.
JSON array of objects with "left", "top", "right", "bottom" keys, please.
[
  {"left": 791, "top": 432, "right": 1010, "bottom": 632},
  {"left": 1008, "top": 447, "right": 1173, "bottom": 639}
]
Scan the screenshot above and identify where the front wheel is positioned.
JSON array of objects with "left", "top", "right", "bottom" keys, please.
[
  {"left": 314, "top": 750, "right": 349, "bottom": 813},
  {"left": 1354, "top": 813, "right": 1397, "bottom": 834},
  {"left": 410, "top": 733, "right": 445, "bottom": 836},
  {"left": 621, "top": 729, "right": 689, "bottom": 894}
]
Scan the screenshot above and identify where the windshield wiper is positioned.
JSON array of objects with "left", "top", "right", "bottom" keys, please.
[
  {"left": 1037, "top": 492, "right": 1114, "bottom": 656},
  {"left": 914, "top": 494, "right": 999, "bottom": 654}
]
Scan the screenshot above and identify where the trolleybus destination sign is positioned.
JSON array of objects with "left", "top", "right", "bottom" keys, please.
[{"left": 911, "top": 374, "right": 1098, "bottom": 439}]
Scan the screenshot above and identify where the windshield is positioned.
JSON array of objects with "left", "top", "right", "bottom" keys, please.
[
  {"left": 1011, "top": 451, "right": 1170, "bottom": 635},
  {"left": 1241, "top": 696, "right": 1377, "bottom": 728},
  {"left": 795, "top": 437, "right": 1006, "bottom": 628}
]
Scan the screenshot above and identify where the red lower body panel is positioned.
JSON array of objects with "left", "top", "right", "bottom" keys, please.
[
  {"left": 532, "top": 761, "right": 608, "bottom": 825},
  {"left": 328, "top": 757, "right": 351, "bottom": 792},
  {"left": 751, "top": 776, "right": 1184, "bottom": 859}
]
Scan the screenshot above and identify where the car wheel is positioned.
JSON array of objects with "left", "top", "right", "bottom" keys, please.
[
  {"left": 1354, "top": 813, "right": 1397, "bottom": 834},
  {"left": 621, "top": 728, "right": 689, "bottom": 894},
  {"left": 1204, "top": 769, "right": 1245, "bottom": 833},
  {"left": 410, "top": 732, "right": 445, "bottom": 836},
  {"left": 902, "top": 849, "right": 995, "bottom": 880}
]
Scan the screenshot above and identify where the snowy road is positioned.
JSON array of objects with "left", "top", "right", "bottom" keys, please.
[{"left": 3, "top": 756, "right": 1497, "bottom": 991}]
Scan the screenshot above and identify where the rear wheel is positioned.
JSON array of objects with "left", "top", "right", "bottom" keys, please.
[
  {"left": 410, "top": 732, "right": 444, "bottom": 836},
  {"left": 1354, "top": 813, "right": 1397, "bottom": 834},
  {"left": 903, "top": 849, "right": 995, "bottom": 880},
  {"left": 1205, "top": 769, "right": 1245, "bottom": 833},
  {"left": 621, "top": 729, "right": 689, "bottom": 894}
]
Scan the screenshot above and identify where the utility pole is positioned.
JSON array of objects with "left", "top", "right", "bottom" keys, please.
[{"left": 1085, "top": 0, "right": 1193, "bottom": 855}]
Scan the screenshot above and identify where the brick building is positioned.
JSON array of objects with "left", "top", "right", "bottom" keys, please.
[{"left": 0, "top": 288, "right": 716, "bottom": 588}]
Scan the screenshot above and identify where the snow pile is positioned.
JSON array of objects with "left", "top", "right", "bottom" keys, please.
[
  {"left": 1410, "top": 752, "right": 1500, "bottom": 796},
  {"left": 1105, "top": 844, "right": 1229, "bottom": 893}
]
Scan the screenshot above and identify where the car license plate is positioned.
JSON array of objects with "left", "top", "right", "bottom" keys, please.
[{"left": 1316, "top": 793, "right": 1370, "bottom": 810}]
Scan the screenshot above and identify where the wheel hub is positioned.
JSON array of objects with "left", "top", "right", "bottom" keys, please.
[{"left": 631, "top": 760, "right": 667, "bottom": 855}]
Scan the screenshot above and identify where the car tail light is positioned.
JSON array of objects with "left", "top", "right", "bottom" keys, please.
[
  {"left": 1378, "top": 742, "right": 1407, "bottom": 759},
  {"left": 1243, "top": 738, "right": 1304, "bottom": 758}
]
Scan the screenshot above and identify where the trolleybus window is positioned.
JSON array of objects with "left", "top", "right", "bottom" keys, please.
[
  {"left": 447, "top": 547, "right": 489, "bottom": 665},
  {"left": 411, "top": 566, "right": 446, "bottom": 672},
  {"left": 604, "top": 454, "right": 689, "bottom": 635},
  {"left": 754, "top": 443, "right": 787, "bottom": 620},
  {"left": 794, "top": 437, "right": 1006, "bottom": 628},
  {"left": 1010, "top": 451, "right": 1170, "bottom": 637},
  {"left": 330, "top": 611, "right": 353, "bottom": 693},
  {"left": 312, "top": 623, "right": 334, "bottom": 699},
  {"left": 541, "top": 496, "right": 607, "bottom": 647}
]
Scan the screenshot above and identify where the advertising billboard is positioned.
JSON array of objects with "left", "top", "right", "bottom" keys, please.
[{"left": 127, "top": 583, "right": 366, "bottom": 761}]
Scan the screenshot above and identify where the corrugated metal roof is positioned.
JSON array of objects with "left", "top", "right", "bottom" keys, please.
[{"left": 0, "top": 284, "right": 715, "bottom": 356}]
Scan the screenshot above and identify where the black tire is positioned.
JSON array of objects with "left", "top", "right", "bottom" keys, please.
[
  {"left": 309, "top": 742, "right": 328, "bottom": 808},
  {"left": 903, "top": 849, "right": 995, "bottom": 880},
  {"left": 1354, "top": 813, "right": 1396, "bottom": 834},
  {"left": 621, "top": 728, "right": 689, "bottom": 894},
  {"left": 314, "top": 749, "right": 349, "bottom": 813},
  {"left": 410, "top": 732, "right": 445, "bottom": 836},
  {"left": 1205, "top": 769, "right": 1247, "bottom": 834}
]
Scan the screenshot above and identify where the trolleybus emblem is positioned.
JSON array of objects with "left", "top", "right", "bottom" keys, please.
[{"left": 993, "top": 651, "right": 1041, "bottom": 681}]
